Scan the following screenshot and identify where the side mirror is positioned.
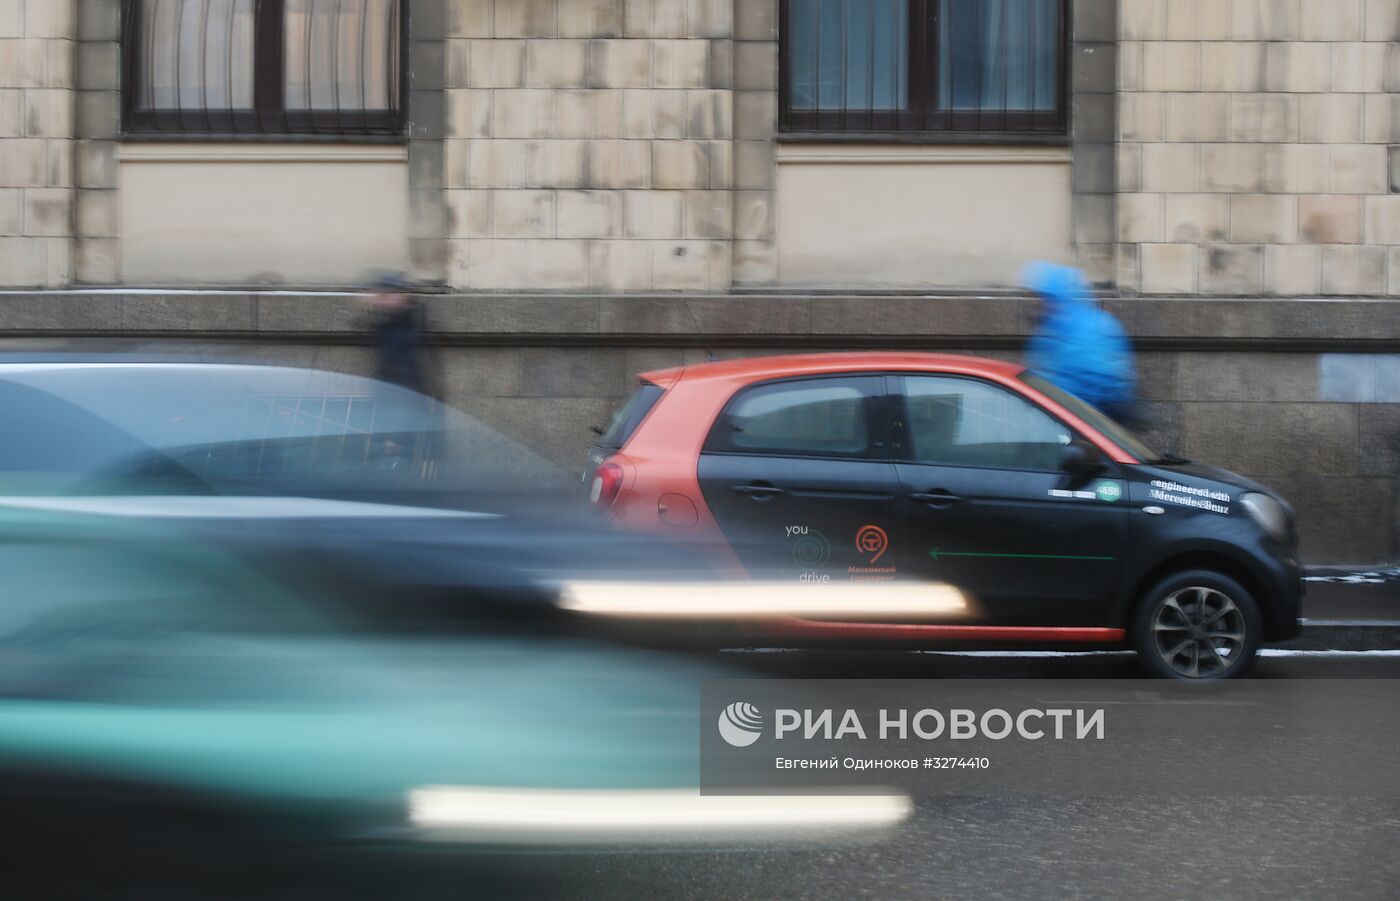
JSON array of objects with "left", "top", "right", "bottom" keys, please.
[{"left": 1059, "top": 439, "right": 1104, "bottom": 485}]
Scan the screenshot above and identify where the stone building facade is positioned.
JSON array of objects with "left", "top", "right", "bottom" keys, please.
[
  {"left": 2, "top": 0, "right": 1400, "bottom": 563},
  {"left": 1117, "top": 0, "right": 1400, "bottom": 295},
  {"left": 441, "top": 0, "right": 750, "bottom": 290},
  {"left": 3, "top": 0, "right": 1126, "bottom": 291},
  {"left": 0, "top": 0, "right": 77, "bottom": 287},
  {"left": 5, "top": 0, "right": 1396, "bottom": 294}
]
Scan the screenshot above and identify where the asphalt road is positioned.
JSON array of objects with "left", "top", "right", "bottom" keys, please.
[
  {"left": 456, "top": 651, "right": 1400, "bottom": 901},
  {"left": 30, "top": 652, "right": 1399, "bottom": 901},
  {"left": 492, "top": 795, "right": 1400, "bottom": 901}
]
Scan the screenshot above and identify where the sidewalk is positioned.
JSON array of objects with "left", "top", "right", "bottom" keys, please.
[{"left": 1285, "top": 567, "right": 1400, "bottom": 651}]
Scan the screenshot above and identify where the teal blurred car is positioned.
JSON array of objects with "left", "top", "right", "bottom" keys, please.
[
  {"left": 0, "top": 510, "right": 907, "bottom": 855},
  {"left": 0, "top": 360, "right": 908, "bottom": 873}
]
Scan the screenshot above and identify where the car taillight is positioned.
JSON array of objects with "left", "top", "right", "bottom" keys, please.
[{"left": 591, "top": 461, "right": 624, "bottom": 508}]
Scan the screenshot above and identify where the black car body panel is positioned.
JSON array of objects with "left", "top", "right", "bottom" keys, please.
[{"left": 1114, "top": 464, "right": 1303, "bottom": 641}]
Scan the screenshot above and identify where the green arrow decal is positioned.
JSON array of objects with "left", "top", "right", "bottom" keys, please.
[{"left": 929, "top": 548, "right": 1116, "bottom": 561}]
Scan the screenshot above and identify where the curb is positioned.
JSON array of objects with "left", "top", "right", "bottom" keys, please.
[{"left": 1277, "top": 620, "right": 1400, "bottom": 652}]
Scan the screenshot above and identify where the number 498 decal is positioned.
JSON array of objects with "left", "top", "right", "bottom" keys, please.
[{"left": 1094, "top": 481, "right": 1122, "bottom": 503}]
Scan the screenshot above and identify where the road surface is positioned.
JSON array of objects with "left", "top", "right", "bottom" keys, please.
[{"left": 22, "top": 652, "right": 1399, "bottom": 901}]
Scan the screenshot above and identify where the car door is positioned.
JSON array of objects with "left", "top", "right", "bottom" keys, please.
[
  {"left": 889, "top": 374, "right": 1127, "bottom": 626},
  {"left": 697, "top": 375, "right": 901, "bottom": 581}
]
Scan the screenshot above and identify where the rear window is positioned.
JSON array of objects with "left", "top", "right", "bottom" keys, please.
[{"left": 595, "top": 382, "right": 664, "bottom": 450}]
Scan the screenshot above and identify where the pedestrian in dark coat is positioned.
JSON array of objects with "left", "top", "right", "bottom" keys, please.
[
  {"left": 364, "top": 272, "right": 442, "bottom": 471},
  {"left": 367, "top": 271, "right": 435, "bottom": 399}
]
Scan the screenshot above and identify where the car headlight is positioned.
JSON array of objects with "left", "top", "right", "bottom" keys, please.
[{"left": 1240, "top": 492, "right": 1288, "bottom": 541}]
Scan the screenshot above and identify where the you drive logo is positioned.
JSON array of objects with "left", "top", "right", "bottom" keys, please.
[{"left": 717, "top": 701, "right": 764, "bottom": 747}]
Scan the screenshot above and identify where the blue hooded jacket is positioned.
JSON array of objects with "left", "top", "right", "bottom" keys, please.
[{"left": 1022, "top": 263, "right": 1135, "bottom": 412}]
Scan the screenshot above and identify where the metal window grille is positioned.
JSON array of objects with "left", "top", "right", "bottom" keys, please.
[
  {"left": 779, "top": 0, "right": 1068, "bottom": 136},
  {"left": 121, "top": 0, "right": 406, "bottom": 138}
]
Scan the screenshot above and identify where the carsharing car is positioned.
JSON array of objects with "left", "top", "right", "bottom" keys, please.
[{"left": 583, "top": 352, "right": 1303, "bottom": 679}]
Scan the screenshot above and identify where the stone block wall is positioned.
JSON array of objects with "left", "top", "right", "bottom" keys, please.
[
  {"left": 0, "top": 0, "right": 75, "bottom": 287},
  {"left": 730, "top": 0, "right": 776, "bottom": 286},
  {"left": 73, "top": 0, "right": 119, "bottom": 284},
  {"left": 1072, "top": 0, "right": 1121, "bottom": 284},
  {"left": 443, "top": 0, "right": 745, "bottom": 291},
  {"left": 408, "top": 0, "right": 450, "bottom": 284},
  {"left": 6, "top": 292, "right": 1399, "bottom": 562},
  {"left": 1116, "top": 0, "right": 1400, "bottom": 295},
  {"left": 1133, "top": 349, "right": 1396, "bottom": 563}
]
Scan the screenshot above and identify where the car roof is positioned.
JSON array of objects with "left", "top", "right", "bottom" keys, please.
[
  {"left": 0, "top": 354, "right": 253, "bottom": 369},
  {"left": 0, "top": 358, "right": 267, "bottom": 370},
  {"left": 639, "top": 351, "right": 1025, "bottom": 386},
  {"left": 0, "top": 359, "right": 350, "bottom": 383}
]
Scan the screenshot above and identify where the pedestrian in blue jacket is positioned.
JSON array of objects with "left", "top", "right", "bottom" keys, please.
[{"left": 1022, "top": 262, "right": 1137, "bottom": 422}]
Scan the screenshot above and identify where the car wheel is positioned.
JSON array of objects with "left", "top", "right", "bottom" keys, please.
[{"left": 1131, "top": 570, "right": 1262, "bottom": 680}]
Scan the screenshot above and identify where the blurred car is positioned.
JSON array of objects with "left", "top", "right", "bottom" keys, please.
[
  {"left": 0, "top": 357, "right": 719, "bottom": 631},
  {"left": 0, "top": 527, "right": 908, "bottom": 876},
  {"left": 583, "top": 352, "right": 1303, "bottom": 679},
  {"left": 0, "top": 356, "right": 910, "bottom": 883}
]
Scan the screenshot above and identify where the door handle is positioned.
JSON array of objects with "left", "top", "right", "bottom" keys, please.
[
  {"left": 909, "top": 490, "right": 961, "bottom": 507},
  {"left": 733, "top": 484, "right": 786, "bottom": 499}
]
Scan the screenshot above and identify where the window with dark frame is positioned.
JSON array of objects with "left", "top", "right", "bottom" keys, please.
[
  {"left": 780, "top": 0, "right": 1067, "bottom": 137},
  {"left": 899, "top": 375, "right": 1071, "bottom": 471},
  {"left": 706, "top": 377, "right": 884, "bottom": 459},
  {"left": 121, "top": 0, "right": 405, "bottom": 138}
]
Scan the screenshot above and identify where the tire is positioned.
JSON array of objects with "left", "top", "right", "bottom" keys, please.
[{"left": 1130, "top": 569, "right": 1263, "bottom": 680}]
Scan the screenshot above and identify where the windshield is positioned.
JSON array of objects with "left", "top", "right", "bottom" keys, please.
[{"left": 1019, "top": 373, "right": 1159, "bottom": 462}]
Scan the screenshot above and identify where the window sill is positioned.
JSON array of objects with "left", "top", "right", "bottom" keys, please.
[
  {"left": 775, "top": 142, "right": 1070, "bottom": 165},
  {"left": 118, "top": 142, "right": 408, "bottom": 163},
  {"left": 119, "top": 132, "right": 408, "bottom": 145},
  {"left": 776, "top": 131, "right": 1071, "bottom": 146}
]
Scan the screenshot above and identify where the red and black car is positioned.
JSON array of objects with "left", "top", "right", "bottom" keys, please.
[{"left": 584, "top": 352, "right": 1303, "bottom": 679}]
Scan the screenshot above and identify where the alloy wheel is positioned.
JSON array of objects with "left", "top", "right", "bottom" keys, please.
[{"left": 1150, "top": 586, "right": 1247, "bottom": 678}]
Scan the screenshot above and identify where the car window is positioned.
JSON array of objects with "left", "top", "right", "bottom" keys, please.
[
  {"left": 130, "top": 392, "right": 429, "bottom": 484},
  {"left": 595, "top": 382, "right": 664, "bottom": 450},
  {"left": 0, "top": 366, "right": 568, "bottom": 497},
  {"left": 900, "top": 376, "right": 1071, "bottom": 471},
  {"left": 708, "top": 377, "right": 880, "bottom": 457}
]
